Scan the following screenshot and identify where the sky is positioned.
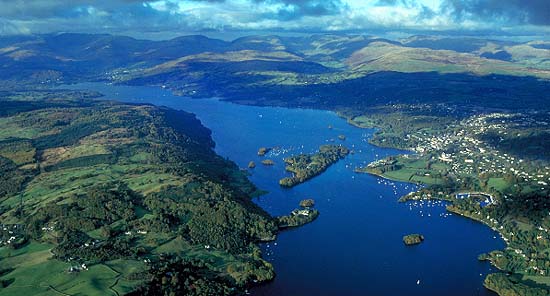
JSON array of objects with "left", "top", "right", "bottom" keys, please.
[{"left": 0, "top": 0, "right": 549, "bottom": 38}]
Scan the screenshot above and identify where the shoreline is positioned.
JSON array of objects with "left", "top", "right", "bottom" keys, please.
[
  {"left": 73, "top": 81, "right": 512, "bottom": 294},
  {"left": 341, "top": 112, "right": 512, "bottom": 294},
  {"left": 355, "top": 168, "right": 418, "bottom": 185},
  {"left": 154, "top": 82, "right": 513, "bottom": 293}
]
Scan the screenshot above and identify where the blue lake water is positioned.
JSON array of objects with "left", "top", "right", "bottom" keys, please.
[{"left": 64, "top": 83, "right": 504, "bottom": 296}]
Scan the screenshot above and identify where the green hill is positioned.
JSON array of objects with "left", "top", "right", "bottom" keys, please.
[
  {"left": 0, "top": 89, "right": 277, "bottom": 295},
  {"left": 346, "top": 41, "right": 550, "bottom": 78}
]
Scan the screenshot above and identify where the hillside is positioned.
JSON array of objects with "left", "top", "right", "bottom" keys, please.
[
  {"left": 346, "top": 41, "right": 550, "bottom": 78},
  {"left": 0, "top": 90, "right": 277, "bottom": 295},
  {"left": 401, "top": 35, "right": 550, "bottom": 70},
  {"left": 1, "top": 33, "right": 549, "bottom": 87}
]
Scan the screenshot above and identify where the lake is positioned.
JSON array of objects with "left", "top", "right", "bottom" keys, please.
[{"left": 63, "top": 82, "right": 504, "bottom": 296}]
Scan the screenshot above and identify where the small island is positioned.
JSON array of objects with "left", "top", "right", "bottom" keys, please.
[
  {"left": 279, "top": 145, "right": 349, "bottom": 187},
  {"left": 258, "top": 147, "right": 271, "bottom": 156},
  {"left": 248, "top": 161, "right": 256, "bottom": 168},
  {"left": 277, "top": 199, "right": 319, "bottom": 229},
  {"left": 300, "top": 199, "right": 315, "bottom": 207},
  {"left": 261, "top": 159, "right": 275, "bottom": 165},
  {"left": 403, "top": 234, "right": 424, "bottom": 246}
]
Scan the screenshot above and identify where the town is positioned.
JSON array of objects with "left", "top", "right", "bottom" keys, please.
[{"left": 352, "top": 104, "right": 550, "bottom": 292}]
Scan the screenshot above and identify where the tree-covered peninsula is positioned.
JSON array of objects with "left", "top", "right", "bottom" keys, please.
[
  {"left": 279, "top": 145, "right": 349, "bottom": 188},
  {"left": 0, "top": 90, "right": 298, "bottom": 296}
]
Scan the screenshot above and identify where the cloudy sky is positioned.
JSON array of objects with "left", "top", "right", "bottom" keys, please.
[{"left": 0, "top": 0, "right": 548, "bottom": 37}]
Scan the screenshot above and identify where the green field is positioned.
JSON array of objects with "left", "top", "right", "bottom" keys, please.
[
  {"left": 488, "top": 178, "right": 509, "bottom": 192},
  {"left": 359, "top": 155, "right": 449, "bottom": 186}
]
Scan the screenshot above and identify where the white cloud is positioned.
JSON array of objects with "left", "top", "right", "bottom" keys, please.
[
  {"left": 0, "top": 18, "right": 31, "bottom": 35},
  {"left": 0, "top": 0, "right": 547, "bottom": 35}
]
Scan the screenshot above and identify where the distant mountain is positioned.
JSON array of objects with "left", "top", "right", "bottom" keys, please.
[
  {"left": 229, "top": 35, "right": 288, "bottom": 52},
  {"left": 0, "top": 33, "right": 548, "bottom": 104},
  {"left": 401, "top": 35, "right": 550, "bottom": 69},
  {"left": 345, "top": 41, "right": 550, "bottom": 77},
  {"left": 139, "top": 35, "right": 229, "bottom": 63},
  {"left": 401, "top": 35, "right": 516, "bottom": 53},
  {"left": 1, "top": 33, "right": 548, "bottom": 81},
  {"left": 0, "top": 33, "right": 233, "bottom": 82}
]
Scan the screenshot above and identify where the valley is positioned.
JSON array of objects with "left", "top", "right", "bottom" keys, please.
[{"left": 0, "top": 32, "right": 548, "bottom": 295}]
